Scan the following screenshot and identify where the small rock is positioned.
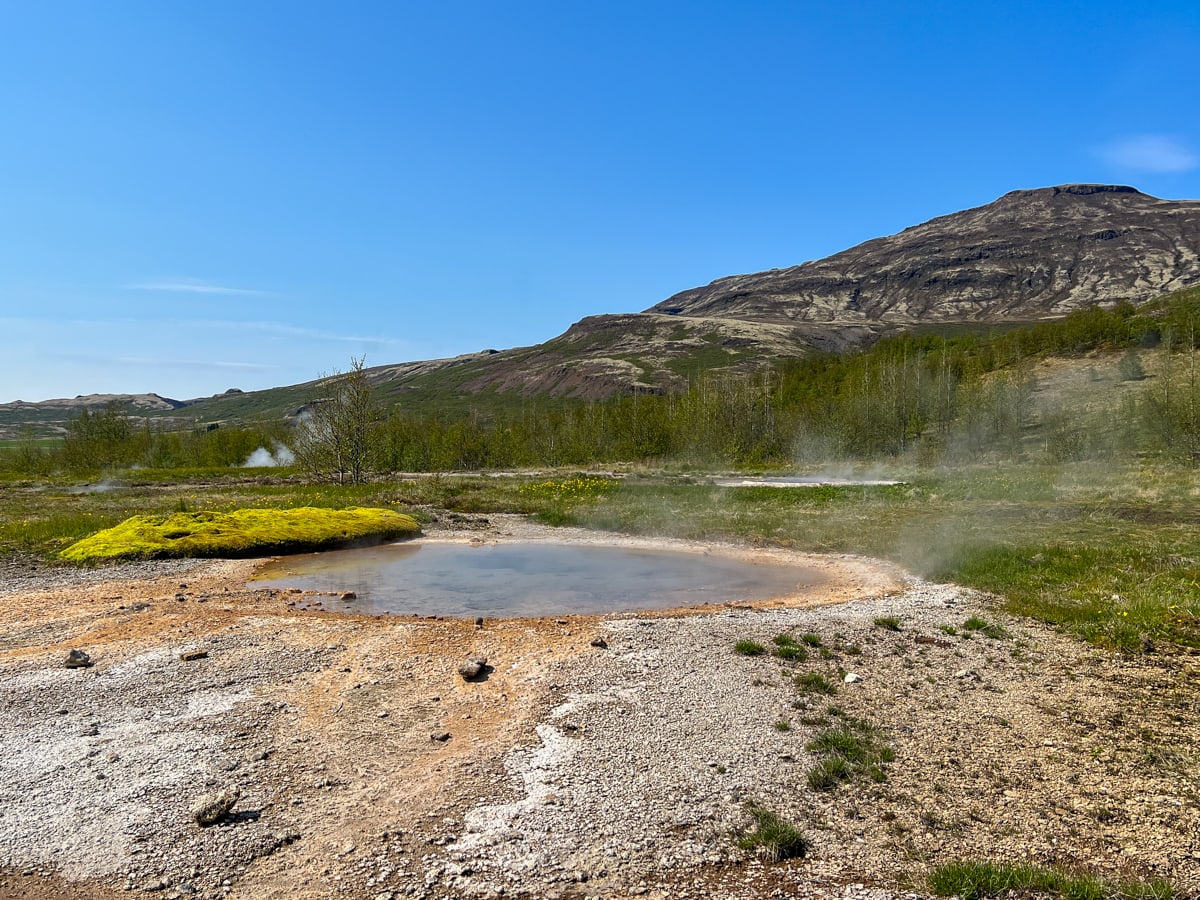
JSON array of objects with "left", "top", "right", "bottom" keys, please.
[
  {"left": 589, "top": 637, "right": 608, "bottom": 649},
  {"left": 190, "top": 788, "right": 240, "bottom": 827},
  {"left": 474, "top": 616, "right": 484, "bottom": 627},
  {"left": 179, "top": 650, "right": 208, "bottom": 662},
  {"left": 64, "top": 649, "right": 92, "bottom": 669},
  {"left": 458, "top": 657, "right": 488, "bottom": 680},
  {"left": 340, "top": 591, "right": 357, "bottom": 601},
  {"left": 843, "top": 673, "right": 864, "bottom": 684},
  {"left": 431, "top": 732, "right": 451, "bottom": 742}
]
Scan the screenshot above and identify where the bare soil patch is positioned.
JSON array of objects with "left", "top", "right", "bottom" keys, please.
[{"left": 1, "top": 516, "right": 1196, "bottom": 899}]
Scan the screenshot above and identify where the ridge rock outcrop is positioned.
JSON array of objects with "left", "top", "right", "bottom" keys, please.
[{"left": 648, "top": 185, "right": 1200, "bottom": 326}]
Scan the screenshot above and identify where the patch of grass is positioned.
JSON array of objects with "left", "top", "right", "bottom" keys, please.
[
  {"left": 59, "top": 507, "right": 421, "bottom": 561},
  {"left": 534, "top": 507, "right": 576, "bottom": 527},
  {"left": 806, "top": 756, "right": 850, "bottom": 790},
  {"left": 927, "top": 859, "right": 1175, "bottom": 900},
  {"left": 939, "top": 624, "right": 959, "bottom": 636},
  {"left": 736, "top": 803, "right": 809, "bottom": 862},
  {"left": 734, "top": 640, "right": 767, "bottom": 657},
  {"left": 774, "top": 720, "right": 791, "bottom": 732},
  {"left": 772, "top": 634, "right": 810, "bottom": 662},
  {"left": 799, "top": 632, "right": 823, "bottom": 647},
  {"left": 795, "top": 672, "right": 838, "bottom": 695},
  {"left": 962, "top": 617, "right": 1009, "bottom": 640},
  {"left": 805, "top": 718, "right": 894, "bottom": 792},
  {"left": 941, "top": 540, "right": 1200, "bottom": 652},
  {"left": 519, "top": 476, "right": 618, "bottom": 505},
  {"left": 874, "top": 616, "right": 902, "bottom": 631},
  {"left": 522, "top": 476, "right": 618, "bottom": 527}
]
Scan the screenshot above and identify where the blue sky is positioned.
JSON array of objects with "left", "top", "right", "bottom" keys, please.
[{"left": 2, "top": 0, "right": 1198, "bottom": 403}]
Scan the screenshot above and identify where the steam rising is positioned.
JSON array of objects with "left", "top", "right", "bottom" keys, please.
[{"left": 243, "top": 443, "right": 296, "bottom": 467}]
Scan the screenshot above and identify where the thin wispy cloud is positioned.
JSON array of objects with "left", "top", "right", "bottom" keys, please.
[
  {"left": 10, "top": 315, "right": 402, "bottom": 348},
  {"left": 1097, "top": 134, "right": 1199, "bottom": 174},
  {"left": 114, "top": 357, "right": 278, "bottom": 371},
  {"left": 124, "top": 278, "right": 276, "bottom": 297},
  {"left": 46, "top": 349, "right": 278, "bottom": 372},
  {"left": 200, "top": 319, "right": 405, "bottom": 346}
]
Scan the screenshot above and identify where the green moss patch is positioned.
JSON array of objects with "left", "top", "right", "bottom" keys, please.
[{"left": 60, "top": 507, "right": 421, "bottom": 562}]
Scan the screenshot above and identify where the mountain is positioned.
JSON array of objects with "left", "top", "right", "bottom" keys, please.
[
  {"left": 649, "top": 185, "right": 1200, "bottom": 325},
  {"left": 3, "top": 184, "right": 1199, "bottom": 437},
  {"left": 405, "top": 184, "right": 1200, "bottom": 402}
]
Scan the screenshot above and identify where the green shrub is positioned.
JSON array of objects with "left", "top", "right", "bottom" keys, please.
[{"left": 873, "top": 616, "right": 902, "bottom": 631}]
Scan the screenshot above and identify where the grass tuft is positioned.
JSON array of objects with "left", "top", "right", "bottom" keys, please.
[
  {"left": 736, "top": 803, "right": 809, "bottom": 862},
  {"left": 963, "top": 616, "right": 1009, "bottom": 640},
  {"left": 874, "top": 615, "right": 902, "bottom": 631},
  {"left": 795, "top": 672, "right": 838, "bottom": 695},
  {"left": 805, "top": 718, "right": 894, "bottom": 792},
  {"left": 772, "top": 635, "right": 810, "bottom": 662},
  {"left": 774, "top": 643, "right": 809, "bottom": 661},
  {"left": 734, "top": 639, "right": 767, "bottom": 656}
]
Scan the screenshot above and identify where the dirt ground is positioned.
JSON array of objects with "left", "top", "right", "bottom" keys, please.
[{"left": 1, "top": 516, "right": 1197, "bottom": 900}]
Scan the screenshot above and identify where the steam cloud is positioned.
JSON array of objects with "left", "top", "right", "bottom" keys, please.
[{"left": 243, "top": 443, "right": 296, "bottom": 467}]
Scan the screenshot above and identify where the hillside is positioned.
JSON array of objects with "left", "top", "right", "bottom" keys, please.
[
  {"left": 649, "top": 185, "right": 1200, "bottom": 325},
  {"left": 3, "top": 183, "right": 1199, "bottom": 439}
]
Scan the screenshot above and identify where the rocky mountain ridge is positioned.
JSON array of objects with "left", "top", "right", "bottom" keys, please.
[
  {"left": 649, "top": 185, "right": 1200, "bottom": 325},
  {"left": 4, "top": 184, "right": 1199, "bottom": 433}
]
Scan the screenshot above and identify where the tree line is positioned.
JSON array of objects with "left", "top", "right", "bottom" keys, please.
[{"left": 5, "top": 289, "right": 1200, "bottom": 480}]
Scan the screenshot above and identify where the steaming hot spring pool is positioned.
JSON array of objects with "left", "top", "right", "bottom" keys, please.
[{"left": 251, "top": 541, "right": 821, "bottom": 618}]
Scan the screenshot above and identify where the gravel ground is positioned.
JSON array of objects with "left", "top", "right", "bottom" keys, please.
[
  {"left": 1, "top": 518, "right": 1197, "bottom": 900},
  {"left": 0, "top": 551, "right": 207, "bottom": 595}
]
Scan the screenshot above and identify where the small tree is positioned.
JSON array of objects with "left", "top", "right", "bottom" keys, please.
[
  {"left": 61, "top": 403, "right": 138, "bottom": 470},
  {"left": 291, "top": 357, "right": 380, "bottom": 484}
]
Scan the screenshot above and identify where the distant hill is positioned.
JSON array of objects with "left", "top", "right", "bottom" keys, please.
[{"left": 4, "top": 183, "right": 1198, "bottom": 439}]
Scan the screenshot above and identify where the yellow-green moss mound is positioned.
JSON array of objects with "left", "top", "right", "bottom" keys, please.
[{"left": 61, "top": 507, "right": 421, "bottom": 562}]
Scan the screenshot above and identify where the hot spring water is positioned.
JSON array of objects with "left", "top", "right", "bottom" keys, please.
[{"left": 252, "top": 541, "right": 819, "bottom": 618}]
